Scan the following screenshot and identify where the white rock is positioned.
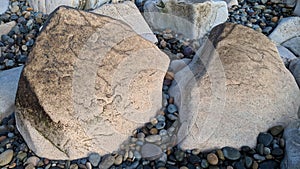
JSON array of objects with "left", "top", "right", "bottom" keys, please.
[
  {"left": 143, "top": 0, "right": 228, "bottom": 40},
  {"left": 27, "top": 0, "right": 109, "bottom": 14},
  {"left": 268, "top": 17, "right": 300, "bottom": 45},
  {"left": 170, "top": 23, "right": 300, "bottom": 151},
  {"left": 0, "top": 21, "right": 16, "bottom": 37},
  {"left": 92, "top": 1, "right": 157, "bottom": 43},
  {"left": 276, "top": 45, "right": 298, "bottom": 67},
  {"left": 282, "top": 37, "right": 300, "bottom": 57},
  {"left": 0, "top": 0, "right": 9, "bottom": 14},
  {"left": 0, "top": 66, "right": 23, "bottom": 121}
]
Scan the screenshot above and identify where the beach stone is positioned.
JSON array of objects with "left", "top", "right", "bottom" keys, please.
[
  {"left": 170, "top": 23, "right": 300, "bottom": 151},
  {"left": 15, "top": 6, "right": 169, "bottom": 160},
  {"left": 268, "top": 17, "right": 300, "bottom": 45},
  {"left": 0, "top": 149, "right": 14, "bottom": 167},
  {"left": 257, "top": 133, "right": 273, "bottom": 147},
  {"left": 144, "top": 0, "right": 228, "bottom": 40},
  {"left": 222, "top": 147, "right": 241, "bottom": 160},
  {"left": 289, "top": 59, "right": 300, "bottom": 88},
  {"left": 91, "top": 1, "right": 157, "bottom": 43},
  {"left": 99, "top": 155, "right": 115, "bottom": 169},
  {"left": 0, "top": 21, "right": 16, "bottom": 37},
  {"left": 281, "top": 119, "right": 300, "bottom": 169},
  {"left": 282, "top": 37, "right": 300, "bottom": 57},
  {"left": 207, "top": 153, "right": 218, "bottom": 165},
  {"left": 0, "top": 0, "right": 9, "bottom": 14},
  {"left": 25, "top": 156, "right": 40, "bottom": 166},
  {"left": 88, "top": 153, "right": 101, "bottom": 167},
  {"left": 276, "top": 45, "right": 297, "bottom": 67},
  {"left": 141, "top": 143, "right": 163, "bottom": 160},
  {"left": 0, "top": 66, "right": 23, "bottom": 121}
]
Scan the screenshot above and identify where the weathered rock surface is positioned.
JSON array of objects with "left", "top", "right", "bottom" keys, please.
[
  {"left": 0, "top": 66, "right": 23, "bottom": 120},
  {"left": 282, "top": 37, "right": 300, "bottom": 57},
  {"left": 15, "top": 6, "right": 169, "bottom": 160},
  {"left": 0, "top": 21, "right": 16, "bottom": 37},
  {"left": 143, "top": 0, "right": 228, "bottom": 40},
  {"left": 281, "top": 119, "right": 300, "bottom": 169},
  {"left": 289, "top": 59, "right": 300, "bottom": 88},
  {"left": 92, "top": 1, "right": 157, "bottom": 43},
  {"left": 268, "top": 17, "right": 300, "bottom": 45},
  {"left": 169, "top": 23, "right": 300, "bottom": 151},
  {"left": 276, "top": 45, "right": 297, "bottom": 67},
  {"left": 27, "top": 0, "right": 107, "bottom": 14}
]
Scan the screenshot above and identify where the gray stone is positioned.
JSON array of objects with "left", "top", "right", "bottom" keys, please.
[
  {"left": 282, "top": 37, "right": 300, "bottom": 57},
  {"left": 276, "top": 45, "right": 297, "bottom": 67},
  {"left": 143, "top": 0, "right": 228, "bottom": 40},
  {"left": 0, "top": 0, "right": 9, "bottom": 14},
  {"left": 99, "top": 155, "right": 115, "bottom": 169},
  {"left": 169, "top": 58, "right": 192, "bottom": 73},
  {"left": 281, "top": 119, "right": 300, "bottom": 169},
  {"left": 269, "top": 17, "right": 300, "bottom": 45},
  {"left": 88, "top": 153, "right": 101, "bottom": 167},
  {"left": 141, "top": 143, "right": 163, "bottom": 160},
  {"left": 92, "top": 1, "right": 157, "bottom": 43},
  {"left": 0, "top": 66, "right": 23, "bottom": 120},
  {"left": 289, "top": 59, "right": 300, "bottom": 88},
  {"left": 170, "top": 23, "right": 300, "bottom": 151},
  {"left": 15, "top": 7, "right": 169, "bottom": 160},
  {"left": 222, "top": 147, "right": 241, "bottom": 160}
]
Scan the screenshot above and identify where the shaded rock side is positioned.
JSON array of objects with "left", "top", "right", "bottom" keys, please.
[
  {"left": 15, "top": 6, "right": 170, "bottom": 160},
  {"left": 92, "top": 1, "right": 157, "bottom": 43},
  {"left": 169, "top": 23, "right": 300, "bottom": 151}
]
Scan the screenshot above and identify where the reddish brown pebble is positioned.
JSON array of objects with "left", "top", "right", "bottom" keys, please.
[
  {"left": 169, "top": 97, "right": 174, "bottom": 104},
  {"left": 165, "top": 71, "right": 174, "bottom": 80},
  {"left": 0, "top": 136, "right": 7, "bottom": 142},
  {"left": 271, "top": 16, "right": 278, "bottom": 23}
]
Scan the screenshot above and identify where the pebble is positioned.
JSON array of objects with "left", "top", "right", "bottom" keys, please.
[
  {"left": 25, "top": 156, "right": 40, "bottom": 166},
  {"left": 141, "top": 143, "right": 163, "bottom": 160},
  {"left": 174, "top": 150, "right": 185, "bottom": 162},
  {"left": 207, "top": 153, "right": 218, "bottom": 165},
  {"left": 271, "top": 147, "right": 283, "bottom": 157},
  {"left": 88, "top": 153, "right": 101, "bottom": 167},
  {"left": 222, "top": 147, "right": 241, "bottom": 160},
  {"left": 257, "top": 133, "right": 273, "bottom": 146},
  {"left": 98, "top": 155, "right": 114, "bottom": 169},
  {"left": 167, "top": 104, "right": 178, "bottom": 114},
  {"left": 245, "top": 156, "right": 253, "bottom": 168},
  {"left": 269, "top": 125, "right": 284, "bottom": 136},
  {"left": 201, "top": 159, "right": 209, "bottom": 168},
  {"left": 0, "top": 149, "right": 14, "bottom": 167},
  {"left": 217, "top": 149, "right": 225, "bottom": 161},
  {"left": 145, "top": 135, "right": 161, "bottom": 143},
  {"left": 113, "top": 154, "right": 123, "bottom": 165}
]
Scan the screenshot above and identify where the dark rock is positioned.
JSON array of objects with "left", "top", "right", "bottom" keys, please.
[
  {"left": 222, "top": 147, "right": 241, "bottom": 160},
  {"left": 260, "top": 160, "right": 279, "bottom": 169},
  {"left": 257, "top": 133, "right": 273, "bottom": 146}
]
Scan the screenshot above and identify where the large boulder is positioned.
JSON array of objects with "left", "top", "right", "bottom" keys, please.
[
  {"left": 143, "top": 0, "right": 228, "bottom": 40},
  {"left": 15, "top": 6, "right": 169, "bottom": 160},
  {"left": 169, "top": 23, "right": 300, "bottom": 151},
  {"left": 91, "top": 1, "right": 157, "bottom": 43}
]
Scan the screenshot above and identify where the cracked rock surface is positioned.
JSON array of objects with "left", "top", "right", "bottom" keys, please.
[
  {"left": 169, "top": 23, "right": 300, "bottom": 151},
  {"left": 15, "top": 6, "right": 169, "bottom": 160}
]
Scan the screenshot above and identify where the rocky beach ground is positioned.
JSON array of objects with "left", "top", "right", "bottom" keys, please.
[{"left": 0, "top": 0, "right": 299, "bottom": 169}]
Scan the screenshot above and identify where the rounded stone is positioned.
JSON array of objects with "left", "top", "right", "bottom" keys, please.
[
  {"left": 88, "top": 153, "right": 101, "bottom": 167},
  {"left": 269, "top": 125, "right": 284, "bottom": 136},
  {"left": 245, "top": 156, "right": 253, "bottom": 168},
  {"left": 167, "top": 104, "right": 178, "bottom": 114},
  {"left": 207, "top": 153, "right": 218, "bottom": 165},
  {"left": 99, "top": 155, "right": 114, "bottom": 169},
  {"left": 222, "top": 147, "right": 241, "bottom": 160},
  {"left": 141, "top": 143, "right": 163, "bottom": 161},
  {"left": 0, "top": 149, "right": 14, "bottom": 167},
  {"left": 174, "top": 150, "right": 185, "bottom": 162},
  {"left": 257, "top": 133, "right": 273, "bottom": 146},
  {"left": 200, "top": 159, "right": 209, "bottom": 168},
  {"left": 217, "top": 149, "right": 225, "bottom": 161},
  {"left": 271, "top": 148, "right": 283, "bottom": 157},
  {"left": 114, "top": 155, "right": 123, "bottom": 165},
  {"left": 145, "top": 135, "right": 161, "bottom": 143}
]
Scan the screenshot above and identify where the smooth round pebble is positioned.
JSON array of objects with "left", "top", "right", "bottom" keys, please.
[
  {"left": 207, "top": 153, "right": 218, "bottom": 165},
  {"left": 222, "top": 147, "right": 241, "bottom": 160}
]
